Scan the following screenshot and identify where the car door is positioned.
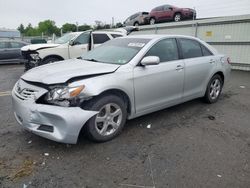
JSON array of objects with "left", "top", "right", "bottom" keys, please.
[
  {"left": 162, "top": 5, "right": 173, "bottom": 20},
  {"left": 178, "top": 38, "right": 216, "bottom": 101},
  {"left": 133, "top": 38, "right": 185, "bottom": 114},
  {"left": 9, "top": 42, "right": 24, "bottom": 60},
  {"left": 93, "top": 33, "right": 111, "bottom": 48},
  {"left": 69, "top": 32, "right": 91, "bottom": 58},
  {"left": 0, "top": 41, "right": 8, "bottom": 61},
  {"left": 155, "top": 6, "right": 165, "bottom": 21}
]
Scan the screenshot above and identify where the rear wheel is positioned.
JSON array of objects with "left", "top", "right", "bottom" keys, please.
[
  {"left": 204, "top": 75, "right": 223, "bottom": 103},
  {"left": 174, "top": 13, "right": 182, "bottom": 22},
  {"left": 84, "top": 95, "right": 127, "bottom": 142}
]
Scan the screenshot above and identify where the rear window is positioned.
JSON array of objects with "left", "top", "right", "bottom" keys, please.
[
  {"left": 179, "top": 38, "right": 203, "bottom": 59},
  {"left": 142, "top": 12, "right": 149, "bottom": 15},
  {"left": 201, "top": 44, "right": 213, "bottom": 56}
]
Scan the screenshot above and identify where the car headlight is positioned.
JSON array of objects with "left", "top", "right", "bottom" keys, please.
[
  {"left": 30, "top": 53, "right": 40, "bottom": 60},
  {"left": 46, "top": 85, "right": 85, "bottom": 102}
]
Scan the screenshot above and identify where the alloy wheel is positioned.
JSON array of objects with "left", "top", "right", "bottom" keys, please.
[
  {"left": 150, "top": 18, "right": 155, "bottom": 25},
  {"left": 209, "top": 78, "right": 221, "bottom": 100},
  {"left": 174, "top": 14, "right": 181, "bottom": 22},
  {"left": 95, "top": 103, "right": 123, "bottom": 136}
]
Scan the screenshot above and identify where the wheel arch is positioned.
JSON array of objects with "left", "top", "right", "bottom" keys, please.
[
  {"left": 212, "top": 71, "right": 225, "bottom": 85},
  {"left": 42, "top": 54, "right": 64, "bottom": 62},
  {"left": 82, "top": 88, "right": 132, "bottom": 115},
  {"left": 133, "top": 21, "right": 139, "bottom": 26}
]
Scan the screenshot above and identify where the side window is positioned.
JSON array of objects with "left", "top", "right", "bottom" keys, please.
[
  {"left": 164, "top": 5, "right": 171, "bottom": 10},
  {"left": 10, "top": 42, "right": 22, "bottom": 48},
  {"left": 93, "top": 34, "right": 110, "bottom": 44},
  {"left": 74, "top": 33, "right": 90, "bottom": 45},
  {"left": 201, "top": 44, "right": 213, "bottom": 56},
  {"left": 131, "top": 13, "right": 139, "bottom": 20},
  {"left": 0, "top": 42, "right": 6, "bottom": 49},
  {"left": 111, "top": 34, "right": 123, "bottom": 38},
  {"left": 155, "top": 6, "right": 164, "bottom": 11},
  {"left": 179, "top": 38, "right": 203, "bottom": 59},
  {"left": 145, "top": 38, "right": 179, "bottom": 62}
]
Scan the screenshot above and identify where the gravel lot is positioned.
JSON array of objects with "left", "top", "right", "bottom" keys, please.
[{"left": 0, "top": 64, "right": 250, "bottom": 188}]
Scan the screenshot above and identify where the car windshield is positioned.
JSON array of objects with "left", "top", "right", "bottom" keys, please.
[
  {"left": 81, "top": 38, "right": 150, "bottom": 65},
  {"left": 54, "top": 33, "right": 78, "bottom": 44}
]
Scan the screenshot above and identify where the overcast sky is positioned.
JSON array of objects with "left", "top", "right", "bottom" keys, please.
[{"left": 1, "top": 0, "right": 250, "bottom": 29}]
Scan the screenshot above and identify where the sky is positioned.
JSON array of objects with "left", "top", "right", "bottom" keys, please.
[{"left": 0, "top": 0, "right": 250, "bottom": 29}]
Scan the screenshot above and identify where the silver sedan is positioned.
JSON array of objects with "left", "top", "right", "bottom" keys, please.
[{"left": 12, "top": 35, "right": 231, "bottom": 144}]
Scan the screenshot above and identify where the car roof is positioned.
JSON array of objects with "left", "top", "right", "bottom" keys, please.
[
  {"left": 0, "top": 39, "right": 28, "bottom": 43},
  {"left": 123, "top": 34, "right": 199, "bottom": 40},
  {"left": 71, "top": 31, "right": 125, "bottom": 36}
]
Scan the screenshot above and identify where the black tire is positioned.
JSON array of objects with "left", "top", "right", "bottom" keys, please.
[
  {"left": 134, "top": 22, "right": 139, "bottom": 26},
  {"left": 24, "top": 62, "right": 33, "bottom": 71},
  {"left": 204, "top": 74, "right": 223, "bottom": 104},
  {"left": 150, "top": 18, "right": 156, "bottom": 25},
  {"left": 83, "top": 94, "right": 127, "bottom": 142},
  {"left": 40, "top": 57, "right": 60, "bottom": 66},
  {"left": 174, "top": 13, "right": 182, "bottom": 22}
]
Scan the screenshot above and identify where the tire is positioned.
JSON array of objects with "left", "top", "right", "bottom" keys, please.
[
  {"left": 204, "top": 74, "right": 223, "bottom": 104},
  {"left": 24, "top": 62, "right": 33, "bottom": 71},
  {"left": 40, "top": 57, "right": 60, "bottom": 66},
  {"left": 84, "top": 94, "right": 127, "bottom": 142},
  {"left": 174, "top": 13, "right": 182, "bottom": 22},
  {"left": 134, "top": 22, "right": 139, "bottom": 26},
  {"left": 150, "top": 18, "right": 156, "bottom": 25}
]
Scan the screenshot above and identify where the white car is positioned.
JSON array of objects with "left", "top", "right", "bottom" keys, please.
[{"left": 21, "top": 30, "right": 125, "bottom": 70}]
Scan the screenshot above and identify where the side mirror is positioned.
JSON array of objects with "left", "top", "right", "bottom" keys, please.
[
  {"left": 141, "top": 56, "right": 160, "bottom": 66},
  {"left": 69, "top": 40, "right": 74, "bottom": 46}
]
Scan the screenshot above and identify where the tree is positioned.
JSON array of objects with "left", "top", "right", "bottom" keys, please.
[
  {"left": 62, "top": 23, "right": 77, "bottom": 33},
  {"left": 24, "top": 23, "right": 39, "bottom": 36},
  {"left": 17, "top": 24, "right": 25, "bottom": 34},
  {"left": 38, "top": 20, "right": 60, "bottom": 36},
  {"left": 78, "top": 24, "right": 92, "bottom": 31}
]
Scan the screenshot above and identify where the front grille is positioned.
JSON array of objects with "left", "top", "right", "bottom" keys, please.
[{"left": 15, "top": 86, "right": 37, "bottom": 100}]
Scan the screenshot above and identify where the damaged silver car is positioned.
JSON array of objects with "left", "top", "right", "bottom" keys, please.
[{"left": 12, "top": 35, "right": 231, "bottom": 144}]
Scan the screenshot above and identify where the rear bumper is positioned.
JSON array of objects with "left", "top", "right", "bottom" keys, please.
[{"left": 12, "top": 89, "right": 98, "bottom": 144}]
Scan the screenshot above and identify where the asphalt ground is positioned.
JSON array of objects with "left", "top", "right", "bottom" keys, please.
[{"left": 0, "top": 64, "right": 250, "bottom": 188}]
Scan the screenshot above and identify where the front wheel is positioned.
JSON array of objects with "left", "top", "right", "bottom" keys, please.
[
  {"left": 84, "top": 95, "right": 127, "bottom": 142},
  {"left": 41, "top": 57, "right": 60, "bottom": 66},
  {"left": 204, "top": 75, "right": 223, "bottom": 104},
  {"left": 174, "top": 13, "right": 182, "bottom": 22},
  {"left": 150, "top": 18, "right": 156, "bottom": 25}
]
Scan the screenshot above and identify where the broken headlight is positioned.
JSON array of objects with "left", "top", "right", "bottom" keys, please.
[
  {"left": 45, "top": 85, "right": 85, "bottom": 106},
  {"left": 30, "top": 53, "right": 40, "bottom": 60}
]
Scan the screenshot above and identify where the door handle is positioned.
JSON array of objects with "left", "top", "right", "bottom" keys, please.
[
  {"left": 209, "top": 59, "right": 216, "bottom": 64},
  {"left": 176, "top": 65, "right": 184, "bottom": 71}
]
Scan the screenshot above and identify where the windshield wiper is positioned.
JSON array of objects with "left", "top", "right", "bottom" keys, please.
[{"left": 82, "top": 58, "right": 100, "bottom": 62}]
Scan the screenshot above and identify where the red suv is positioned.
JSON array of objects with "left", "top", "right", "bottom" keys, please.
[{"left": 149, "top": 4, "right": 196, "bottom": 24}]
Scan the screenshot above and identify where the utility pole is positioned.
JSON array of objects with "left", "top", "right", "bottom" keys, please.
[
  {"left": 76, "top": 22, "right": 79, "bottom": 32},
  {"left": 112, "top": 17, "right": 114, "bottom": 28}
]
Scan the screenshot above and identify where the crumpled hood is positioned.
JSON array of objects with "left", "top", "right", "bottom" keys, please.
[
  {"left": 21, "top": 59, "right": 120, "bottom": 85},
  {"left": 21, "top": 43, "right": 60, "bottom": 51}
]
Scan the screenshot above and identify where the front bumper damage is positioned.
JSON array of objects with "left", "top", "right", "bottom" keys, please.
[
  {"left": 21, "top": 51, "right": 41, "bottom": 71},
  {"left": 12, "top": 81, "right": 98, "bottom": 144}
]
